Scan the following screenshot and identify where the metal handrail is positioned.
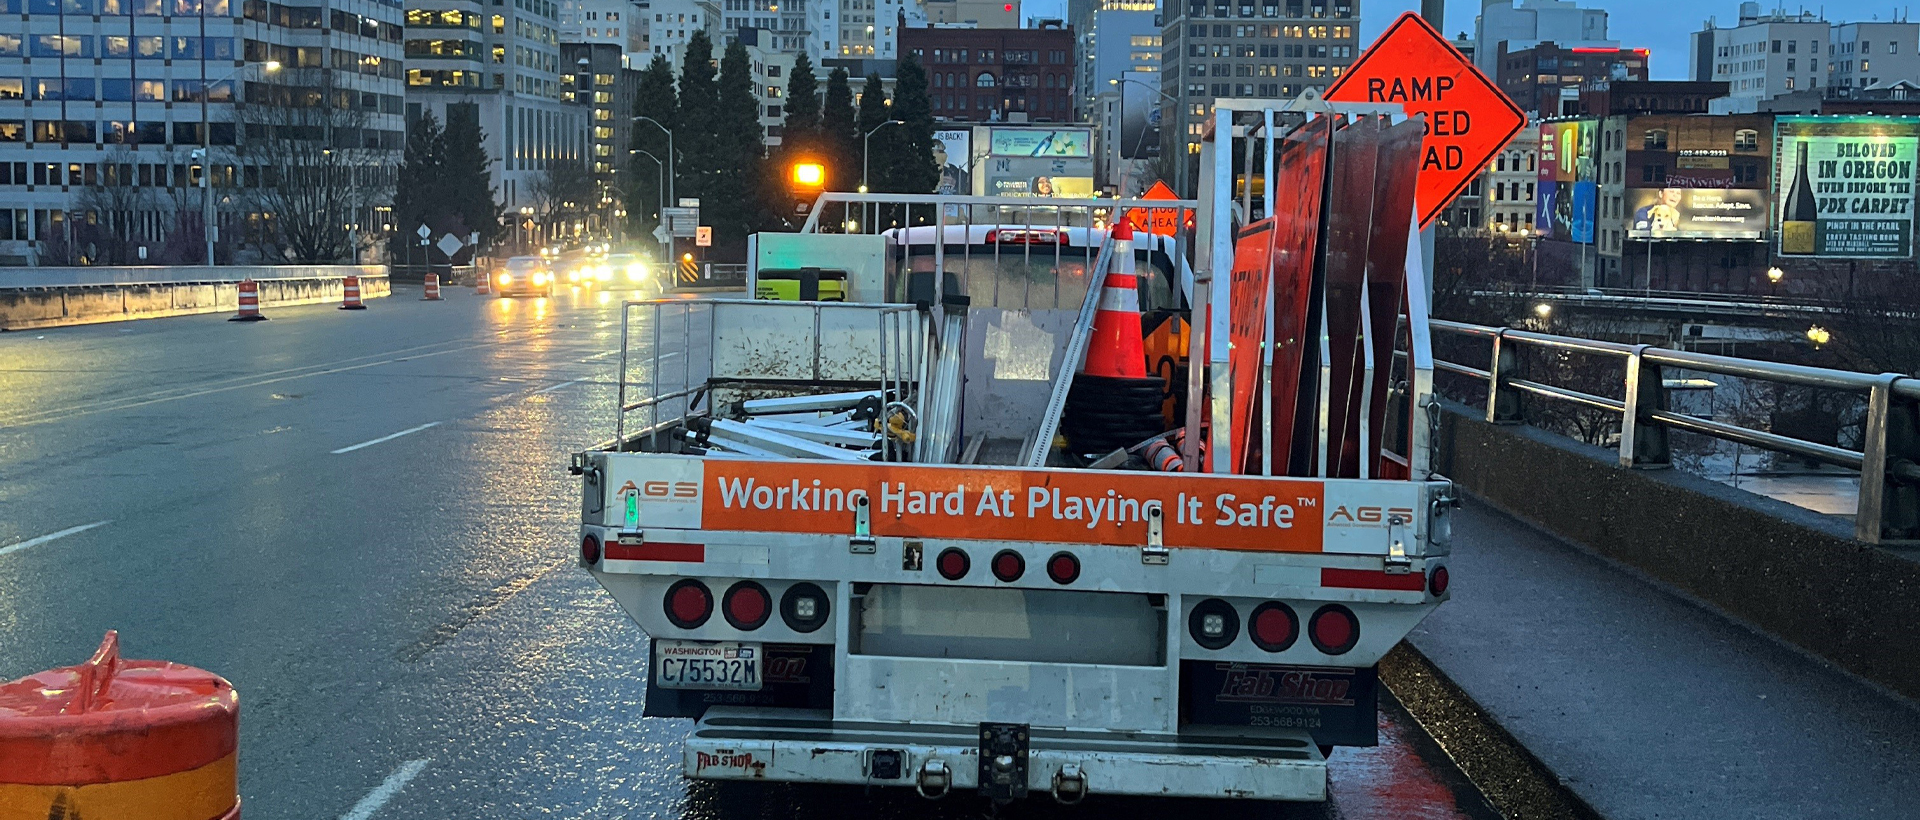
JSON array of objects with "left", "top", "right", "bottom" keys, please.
[{"left": 1430, "top": 319, "right": 1920, "bottom": 544}]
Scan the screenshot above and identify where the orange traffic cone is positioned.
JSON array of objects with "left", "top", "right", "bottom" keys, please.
[
  {"left": 475, "top": 267, "right": 492, "bottom": 295},
  {"left": 423, "top": 272, "right": 443, "bottom": 301},
  {"left": 339, "top": 275, "right": 367, "bottom": 310},
  {"left": 1082, "top": 221, "right": 1147, "bottom": 378},
  {"left": 229, "top": 278, "right": 268, "bottom": 322}
]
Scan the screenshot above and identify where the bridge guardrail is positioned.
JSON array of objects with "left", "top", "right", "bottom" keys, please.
[
  {"left": 1429, "top": 318, "right": 1920, "bottom": 545},
  {"left": 0, "top": 265, "right": 386, "bottom": 289}
]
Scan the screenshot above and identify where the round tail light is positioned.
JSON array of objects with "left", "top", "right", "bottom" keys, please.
[
  {"left": 722, "top": 581, "right": 772, "bottom": 630},
  {"left": 664, "top": 579, "right": 713, "bottom": 629},
  {"left": 936, "top": 548, "right": 970, "bottom": 580},
  {"left": 1248, "top": 602, "right": 1299, "bottom": 652},
  {"left": 781, "top": 582, "right": 830, "bottom": 633},
  {"left": 1187, "top": 598, "right": 1239, "bottom": 650},
  {"left": 580, "top": 534, "right": 601, "bottom": 565},
  {"left": 1428, "top": 565, "right": 1450, "bottom": 597},
  {"left": 991, "top": 550, "right": 1025, "bottom": 583},
  {"left": 1309, "top": 604, "right": 1360, "bottom": 655},
  {"left": 1045, "top": 552, "right": 1080, "bottom": 585}
]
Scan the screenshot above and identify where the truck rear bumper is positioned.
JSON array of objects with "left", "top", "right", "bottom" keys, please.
[{"left": 685, "top": 707, "right": 1327, "bottom": 801}]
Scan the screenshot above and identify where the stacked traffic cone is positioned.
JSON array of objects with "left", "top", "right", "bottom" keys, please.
[
  {"left": 229, "top": 278, "right": 268, "bottom": 322},
  {"left": 475, "top": 267, "right": 492, "bottom": 295},
  {"left": 339, "top": 275, "right": 367, "bottom": 310},
  {"left": 1061, "top": 222, "right": 1168, "bottom": 458},
  {"left": 423, "top": 272, "right": 443, "bottom": 301}
]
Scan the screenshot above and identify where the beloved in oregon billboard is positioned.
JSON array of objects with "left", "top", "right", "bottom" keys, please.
[
  {"left": 1626, "top": 187, "right": 1770, "bottom": 240},
  {"left": 1774, "top": 116, "right": 1917, "bottom": 258}
]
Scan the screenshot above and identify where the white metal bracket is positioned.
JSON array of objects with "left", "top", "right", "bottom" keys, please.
[
  {"left": 1384, "top": 515, "right": 1410, "bottom": 574},
  {"left": 617, "top": 483, "right": 644, "bottom": 546},
  {"left": 851, "top": 493, "right": 877, "bottom": 554},
  {"left": 1142, "top": 504, "right": 1169, "bottom": 565}
]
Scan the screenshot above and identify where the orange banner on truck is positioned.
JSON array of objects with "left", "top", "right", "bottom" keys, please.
[{"left": 699, "top": 461, "right": 1326, "bottom": 553}]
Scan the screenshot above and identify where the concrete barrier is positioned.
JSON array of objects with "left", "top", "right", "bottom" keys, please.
[
  {"left": 1434, "top": 401, "right": 1920, "bottom": 701},
  {"left": 0, "top": 267, "right": 389, "bottom": 330}
]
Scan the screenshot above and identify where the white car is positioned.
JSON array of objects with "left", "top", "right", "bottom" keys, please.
[
  {"left": 494, "top": 256, "right": 553, "bottom": 297},
  {"left": 593, "top": 254, "right": 661, "bottom": 292}
]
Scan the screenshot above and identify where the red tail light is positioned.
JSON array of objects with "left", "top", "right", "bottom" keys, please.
[
  {"left": 936, "top": 548, "right": 970, "bottom": 580},
  {"left": 991, "top": 550, "right": 1025, "bottom": 582},
  {"left": 1046, "top": 552, "right": 1080, "bottom": 585},
  {"left": 580, "top": 534, "right": 601, "bottom": 565},
  {"left": 1248, "top": 602, "right": 1299, "bottom": 652},
  {"left": 1428, "top": 565, "right": 1450, "bottom": 596},
  {"left": 664, "top": 579, "right": 713, "bottom": 628},
  {"left": 1309, "top": 604, "right": 1359, "bottom": 655},
  {"left": 723, "top": 581, "right": 772, "bottom": 630}
]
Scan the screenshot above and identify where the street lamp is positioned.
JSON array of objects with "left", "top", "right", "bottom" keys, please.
[
  {"left": 1110, "top": 76, "right": 1185, "bottom": 198},
  {"left": 1767, "top": 265, "right": 1784, "bottom": 297},
  {"left": 862, "top": 120, "right": 902, "bottom": 233},
  {"left": 632, "top": 149, "right": 667, "bottom": 262},
  {"left": 632, "top": 116, "right": 675, "bottom": 205},
  {"left": 194, "top": 60, "right": 281, "bottom": 266}
]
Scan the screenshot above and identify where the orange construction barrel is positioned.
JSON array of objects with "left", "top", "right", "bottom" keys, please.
[{"left": 0, "top": 631, "right": 239, "bottom": 820}]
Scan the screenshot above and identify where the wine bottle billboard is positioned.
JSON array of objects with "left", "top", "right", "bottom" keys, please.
[{"left": 1774, "top": 117, "right": 1918, "bottom": 259}]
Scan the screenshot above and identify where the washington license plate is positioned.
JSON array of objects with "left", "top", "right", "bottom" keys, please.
[{"left": 654, "top": 640, "right": 763, "bottom": 690}]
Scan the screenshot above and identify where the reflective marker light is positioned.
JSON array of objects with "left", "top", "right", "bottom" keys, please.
[
  {"left": 780, "top": 582, "right": 830, "bottom": 632},
  {"left": 1045, "top": 552, "right": 1080, "bottom": 585},
  {"left": 1187, "top": 598, "right": 1239, "bottom": 650},
  {"left": 1429, "top": 565, "right": 1450, "bottom": 597},
  {"left": 624, "top": 491, "right": 640, "bottom": 530},
  {"left": 1309, "top": 604, "right": 1360, "bottom": 655},
  {"left": 723, "top": 581, "right": 772, "bottom": 630},
  {"left": 664, "top": 579, "right": 713, "bottom": 628},
  {"left": 936, "top": 548, "right": 970, "bottom": 580},
  {"left": 579, "top": 534, "right": 601, "bottom": 565},
  {"left": 991, "top": 550, "right": 1024, "bottom": 583},
  {"left": 1248, "top": 601, "right": 1299, "bottom": 652}
]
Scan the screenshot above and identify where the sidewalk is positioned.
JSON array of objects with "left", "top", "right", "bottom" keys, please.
[{"left": 1412, "top": 502, "right": 1920, "bottom": 820}]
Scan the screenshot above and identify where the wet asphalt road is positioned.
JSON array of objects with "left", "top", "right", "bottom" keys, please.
[{"left": 0, "top": 285, "right": 1495, "bottom": 819}]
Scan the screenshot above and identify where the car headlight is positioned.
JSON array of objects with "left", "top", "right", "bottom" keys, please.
[
  {"left": 625, "top": 263, "right": 645, "bottom": 281},
  {"left": 497, "top": 272, "right": 513, "bottom": 284},
  {"left": 595, "top": 266, "right": 613, "bottom": 281},
  {"left": 532, "top": 272, "right": 550, "bottom": 285}
]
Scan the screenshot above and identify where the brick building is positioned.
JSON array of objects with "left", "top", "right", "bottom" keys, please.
[
  {"left": 901, "top": 22, "right": 1076, "bottom": 123},
  {"left": 1494, "top": 41, "right": 1648, "bottom": 117}
]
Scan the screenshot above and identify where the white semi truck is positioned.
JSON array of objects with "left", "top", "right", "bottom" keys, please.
[{"left": 573, "top": 99, "right": 1453, "bottom": 803}]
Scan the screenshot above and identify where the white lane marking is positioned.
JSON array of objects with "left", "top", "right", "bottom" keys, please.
[
  {"left": 0, "top": 520, "right": 111, "bottom": 559},
  {"left": 338, "top": 759, "right": 430, "bottom": 820},
  {"left": 530, "top": 379, "right": 582, "bottom": 395},
  {"left": 330, "top": 422, "right": 442, "bottom": 454},
  {"left": 658, "top": 352, "right": 682, "bottom": 360},
  {"left": 580, "top": 350, "right": 619, "bottom": 361}
]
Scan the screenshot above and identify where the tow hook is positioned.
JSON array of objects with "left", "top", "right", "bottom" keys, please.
[
  {"left": 1051, "top": 763, "right": 1087, "bottom": 805},
  {"left": 915, "top": 759, "right": 951, "bottom": 800}
]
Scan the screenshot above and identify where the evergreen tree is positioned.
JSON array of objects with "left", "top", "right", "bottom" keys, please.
[
  {"left": 780, "top": 53, "right": 820, "bottom": 159},
  {"left": 820, "top": 67, "right": 858, "bottom": 191},
  {"left": 708, "top": 37, "right": 767, "bottom": 248},
  {"left": 855, "top": 72, "right": 892, "bottom": 192},
  {"left": 886, "top": 51, "right": 939, "bottom": 195},
  {"left": 629, "top": 54, "right": 679, "bottom": 244},
  {"left": 677, "top": 31, "right": 719, "bottom": 203},
  {"left": 441, "top": 106, "right": 502, "bottom": 245},
  {"left": 391, "top": 110, "right": 446, "bottom": 257}
]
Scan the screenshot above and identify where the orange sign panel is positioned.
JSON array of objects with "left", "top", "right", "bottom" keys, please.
[
  {"left": 700, "top": 460, "right": 1327, "bottom": 553},
  {"left": 1125, "top": 181, "right": 1193, "bottom": 237},
  {"left": 1324, "top": 12, "right": 1525, "bottom": 228}
]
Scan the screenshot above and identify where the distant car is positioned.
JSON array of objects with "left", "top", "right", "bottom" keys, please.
[
  {"left": 494, "top": 256, "right": 553, "bottom": 297},
  {"left": 591, "top": 254, "right": 661, "bottom": 292}
]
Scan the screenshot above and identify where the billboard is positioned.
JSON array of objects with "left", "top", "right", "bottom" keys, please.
[
  {"left": 990, "top": 128, "right": 1092, "bottom": 158},
  {"left": 933, "top": 129, "right": 971, "bottom": 197},
  {"left": 1626, "top": 187, "right": 1770, "bottom": 240},
  {"left": 1537, "top": 121, "right": 1597, "bottom": 243},
  {"left": 981, "top": 156, "right": 1096, "bottom": 198},
  {"left": 1774, "top": 117, "right": 1918, "bottom": 258}
]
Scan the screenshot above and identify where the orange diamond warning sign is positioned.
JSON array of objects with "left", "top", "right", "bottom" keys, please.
[
  {"left": 1324, "top": 12, "right": 1525, "bottom": 228},
  {"left": 1124, "top": 181, "right": 1193, "bottom": 237}
]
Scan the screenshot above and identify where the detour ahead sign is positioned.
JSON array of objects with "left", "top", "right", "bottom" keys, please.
[{"left": 1325, "top": 12, "right": 1525, "bottom": 228}]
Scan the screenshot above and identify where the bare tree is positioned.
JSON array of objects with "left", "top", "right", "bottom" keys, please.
[
  {"left": 526, "top": 161, "right": 596, "bottom": 245},
  {"left": 231, "top": 69, "right": 393, "bottom": 262},
  {"left": 72, "top": 149, "right": 162, "bottom": 265}
]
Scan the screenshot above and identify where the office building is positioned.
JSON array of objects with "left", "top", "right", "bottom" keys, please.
[
  {"left": 739, "top": 27, "right": 794, "bottom": 146},
  {"left": 921, "top": 0, "right": 1015, "bottom": 27},
  {"left": 811, "top": 0, "right": 904, "bottom": 61},
  {"left": 0, "top": 0, "right": 406, "bottom": 265},
  {"left": 1473, "top": 0, "right": 1611, "bottom": 76},
  {"left": 1689, "top": 4, "right": 1829, "bottom": 100},
  {"left": 903, "top": 22, "right": 1075, "bottom": 122},
  {"left": 407, "top": 0, "right": 587, "bottom": 215},
  {"left": 647, "top": 0, "right": 716, "bottom": 62},
  {"left": 1494, "top": 41, "right": 1648, "bottom": 117},
  {"left": 1159, "top": 0, "right": 1360, "bottom": 172},
  {"left": 1828, "top": 21, "right": 1920, "bottom": 93},
  {"left": 1075, "top": 0, "right": 1159, "bottom": 121}
]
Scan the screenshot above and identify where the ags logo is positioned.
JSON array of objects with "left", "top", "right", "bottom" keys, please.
[
  {"left": 1326, "top": 505, "right": 1413, "bottom": 528},
  {"left": 642, "top": 480, "right": 700, "bottom": 499}
]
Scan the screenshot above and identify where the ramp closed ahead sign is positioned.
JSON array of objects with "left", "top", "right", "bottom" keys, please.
[{"left": 1324, "top": 12, "right": 1525, "bottom": 228}]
